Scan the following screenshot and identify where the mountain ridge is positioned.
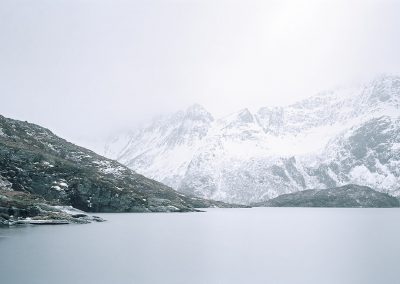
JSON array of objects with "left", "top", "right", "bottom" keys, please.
[{"left": 102, "top": 75, "right": 400, "bottom": 204}]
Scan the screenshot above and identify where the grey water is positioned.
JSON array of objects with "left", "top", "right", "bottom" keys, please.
[{"left": 1, "top": 208, "right": 399, "bottom": 284}]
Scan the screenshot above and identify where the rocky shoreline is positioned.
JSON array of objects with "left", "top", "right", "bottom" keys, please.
[{"left": 0, "top": 188, "right": 105, "bottom": 226}]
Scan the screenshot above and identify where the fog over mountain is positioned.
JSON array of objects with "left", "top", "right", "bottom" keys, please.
[{"left": 1, "top": 0, "right": 400, "bottom": 146}]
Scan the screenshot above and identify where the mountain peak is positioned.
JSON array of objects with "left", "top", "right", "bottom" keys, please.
[
  {"left": 371, "top": 74, "right": 400, "bottom": 84},
  {"left": 236, "top": 108, "right": 254, "bottom": 123},
  {"left": 186, "top": 103, "right": 206, "bottom": 111},
  {"left": 184, "top": 104, "right": 214, "bottom": 122},
  {"left": 221, "top": 108, "right": 254, "bottom": 124},
  {"left": 186, "top": 103, "right": 208, "bottom": 114},
  {"left": 362, "top": 74, "right": 400, "bottom": 105}
]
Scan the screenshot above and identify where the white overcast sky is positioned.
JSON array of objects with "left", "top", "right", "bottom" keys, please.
[{"left": 1, "top": 0, "right": 400, "bottom": 144}]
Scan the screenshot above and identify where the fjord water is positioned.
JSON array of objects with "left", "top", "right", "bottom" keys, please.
[{"left": 1, "top": 208, "right": 399, "bottom": 284}]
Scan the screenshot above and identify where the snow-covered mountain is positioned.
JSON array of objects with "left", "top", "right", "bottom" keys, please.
[{"left": 103, "top": 75, "right": 400, "bottom": 204}]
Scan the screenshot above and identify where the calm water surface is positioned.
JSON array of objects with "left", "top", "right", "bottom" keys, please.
[{"left": 1, "top": 208, "right": 399, "bottom": 284}]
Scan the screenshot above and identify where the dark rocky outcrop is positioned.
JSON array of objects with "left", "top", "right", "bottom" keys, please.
[
  {"left": 253, "top": 184, "right": 400, "bottom": 208},
  {"left": 0, "top": 114, "right": 233, "bottom": 216},
  {"left": 0, "top": 188, "right": 105, "bottom": 226}
]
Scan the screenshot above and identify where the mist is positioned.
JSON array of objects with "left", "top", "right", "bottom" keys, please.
[{"left": 1, "top": 0, "right": 400, "bottom": 145}]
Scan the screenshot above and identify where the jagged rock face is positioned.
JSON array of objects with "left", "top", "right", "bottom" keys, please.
[
  {"left": 252, "top": 184, "right": 400, "bottom": 208},
  {"left": 0, "top": 115, "right": 223, "bottom": 212},
  {"left": 310, "top": 117, "right": 400, "bottom": 195},
  {"left": 103, "top": 75, "right": 400, "bottom": 204}
]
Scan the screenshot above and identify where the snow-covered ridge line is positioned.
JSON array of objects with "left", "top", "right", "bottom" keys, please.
[{"left": 102, "top": 75, "right": 400, "bottom": 204}]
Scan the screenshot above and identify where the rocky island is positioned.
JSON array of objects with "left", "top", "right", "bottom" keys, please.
[{"left": 253, "top": 184, "right": 399, "bottom": 208}]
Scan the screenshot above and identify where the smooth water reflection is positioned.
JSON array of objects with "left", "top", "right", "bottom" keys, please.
[{"left": 1, "top": 208, "right": 399, "bottom": 284}]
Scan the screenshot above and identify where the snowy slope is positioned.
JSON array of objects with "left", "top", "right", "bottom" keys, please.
[
  {"left": 104, "top": 104, "right": 213, "bottom": 189},
  {"left": 102, "top": 75, "right": 400, "bottom": 204}
]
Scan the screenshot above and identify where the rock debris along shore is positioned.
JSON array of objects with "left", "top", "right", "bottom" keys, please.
[{"left": 0, "top": 188, "right": 105, "bottom": 226}]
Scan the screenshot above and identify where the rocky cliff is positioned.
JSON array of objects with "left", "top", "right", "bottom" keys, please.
[{"left": 0, "top": 114, "right": 229, "bottom": 215}]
